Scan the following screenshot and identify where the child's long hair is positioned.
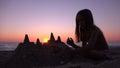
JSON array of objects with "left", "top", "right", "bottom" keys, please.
[{"left": 75, "top": 9, "right": 94, "bottom": 42}]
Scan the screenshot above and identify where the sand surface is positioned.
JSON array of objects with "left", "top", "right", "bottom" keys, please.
[{"left": 0, "top": 46, "right": 120, "bottom": 68}]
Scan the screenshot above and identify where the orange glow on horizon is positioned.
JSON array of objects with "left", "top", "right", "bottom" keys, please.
[
  {"left": 0, "top": 31, "right": 120, "bottom": 43},
  {"left": 43, "top": 38, "right": 49, "bottom": 43}
]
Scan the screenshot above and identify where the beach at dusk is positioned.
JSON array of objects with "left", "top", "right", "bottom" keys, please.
[
  {"left": 0, "top": 35, "right": 120, "bottom": 68},
  {"left": 0, "top": 0, "right": 120, "bottom": 68}
]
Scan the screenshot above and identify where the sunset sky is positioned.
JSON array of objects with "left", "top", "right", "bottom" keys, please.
[{"left": 0, "top": 0, "right": 120, "bottom": 43}]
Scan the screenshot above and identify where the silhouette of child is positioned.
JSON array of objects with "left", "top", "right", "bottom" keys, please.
[{"left": 67, "top": 9, "right": 109, "bottom": 59}]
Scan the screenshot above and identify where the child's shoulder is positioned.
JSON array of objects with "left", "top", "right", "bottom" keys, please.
[{"left": 93, "top": 25, "right": 102, "bottom": 34}]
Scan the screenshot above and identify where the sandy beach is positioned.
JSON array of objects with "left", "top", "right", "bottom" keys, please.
[
  {"left": 0, "top": 46, "right": 120, "bottom": 68},
  {"left": 1, "top": 0, "right": 120, "bottom": 67}
]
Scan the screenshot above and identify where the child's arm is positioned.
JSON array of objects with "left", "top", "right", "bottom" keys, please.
[
  {"left": 85, "top": 30, "right": 98, "bottom": 50},
  {"left": 82, "top": 41, "right": 87, "bottom": 47}
]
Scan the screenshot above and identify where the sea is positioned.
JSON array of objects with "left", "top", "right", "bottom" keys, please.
[
  {"left": 0, "top": 42, "right": 120, "bottom": 51},
  {"left": 0, "top": 42, "right": 19, "bottom": 51}
]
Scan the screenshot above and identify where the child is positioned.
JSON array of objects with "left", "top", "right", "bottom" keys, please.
[{"left": 67, "top": 9, "right": 109, "bottom": 59}]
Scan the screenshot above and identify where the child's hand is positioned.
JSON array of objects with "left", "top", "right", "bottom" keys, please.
[{"left": 67, "top": 37, "right": 74, "bottom": 45}]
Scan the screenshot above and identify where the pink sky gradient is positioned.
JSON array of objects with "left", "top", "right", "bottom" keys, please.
[{"left": 0, "top": 0, "right": 120, "bottom": 43}]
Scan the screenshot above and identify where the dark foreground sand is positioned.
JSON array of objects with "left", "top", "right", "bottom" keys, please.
[{"left": 0, "top": 46, "right": 120, "bottom": 68}]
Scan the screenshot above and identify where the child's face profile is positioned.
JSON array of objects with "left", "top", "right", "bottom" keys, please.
[{"left": 78, "top": 16, "right": 86, "bottom": 29}]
